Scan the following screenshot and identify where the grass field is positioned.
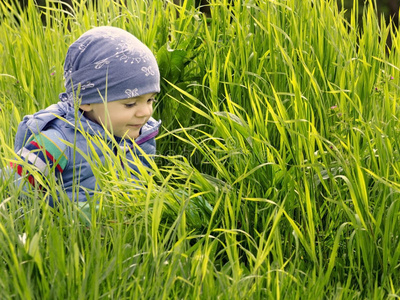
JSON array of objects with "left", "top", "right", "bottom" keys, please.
[{"left": 1, "top": 0, "right": 400, "bottom": 298}]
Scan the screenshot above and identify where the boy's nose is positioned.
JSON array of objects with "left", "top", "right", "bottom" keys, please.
[{"left": 135, "top": 103, "right": 152, "bottom": 117}]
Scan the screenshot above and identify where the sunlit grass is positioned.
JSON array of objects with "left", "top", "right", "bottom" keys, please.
[{"left": 1, "top": 0, "right": 400, "bottom": 298}]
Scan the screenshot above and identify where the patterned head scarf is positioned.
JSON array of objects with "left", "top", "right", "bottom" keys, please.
[{"left": 59, "top": 26, "right": 160, "bottom": 105}]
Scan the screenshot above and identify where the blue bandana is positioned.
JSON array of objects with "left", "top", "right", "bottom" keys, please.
[{"left": 59, "top": 26, "right": 160, "bottom": 105}]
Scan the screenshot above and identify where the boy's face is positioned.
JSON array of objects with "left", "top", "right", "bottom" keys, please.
[{"left": 80, "top": 93, "right": 156, "bottom": 139}]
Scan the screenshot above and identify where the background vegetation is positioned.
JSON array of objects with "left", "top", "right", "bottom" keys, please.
[
  {"left": 13, "top": 0, "right": 400, "bottom": 26},
  {"left": 341, "top": 0, "right": 398, "bottom": 24},
  {"left": 1, "top": 0, "right": 400, "bottom": 298}
]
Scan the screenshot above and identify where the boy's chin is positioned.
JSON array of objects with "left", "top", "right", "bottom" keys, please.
[{"left": 122, "top": 130, "right": 140, "bottom": 140}]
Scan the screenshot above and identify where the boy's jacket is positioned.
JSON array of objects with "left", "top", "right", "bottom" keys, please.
[{"left": 14, "top": 101, "right": 160, "bottom": 205}]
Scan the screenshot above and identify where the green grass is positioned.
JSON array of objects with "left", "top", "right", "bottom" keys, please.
[{"left": 1, "top": 0, "right": 400, "bottom": 298}]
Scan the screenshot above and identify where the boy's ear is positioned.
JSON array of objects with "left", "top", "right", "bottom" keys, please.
[{"left": 79, "top": 104, "right": 92, "bottom": 112}]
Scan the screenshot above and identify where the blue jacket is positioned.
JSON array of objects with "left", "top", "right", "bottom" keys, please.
[{"left": 13, "top": 102, "right": 160, "bottom": 205}]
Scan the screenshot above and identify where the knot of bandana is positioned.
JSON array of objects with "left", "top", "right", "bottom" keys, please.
[{"left": 59, "top": 26, "right": 160, "bottom": 105}]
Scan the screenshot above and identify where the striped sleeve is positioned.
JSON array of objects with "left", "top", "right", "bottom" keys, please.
[{"left": 11, "top": 129, "right": 68, "bottom": 188}]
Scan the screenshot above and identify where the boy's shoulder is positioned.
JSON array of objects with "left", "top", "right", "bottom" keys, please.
[{"left": 14, "top": 102, "right": 73, "bottom": 152}]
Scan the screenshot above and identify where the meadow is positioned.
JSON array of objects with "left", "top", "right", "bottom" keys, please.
[{"left": 1, "top": 0, "right": 400, "bottom": 298}]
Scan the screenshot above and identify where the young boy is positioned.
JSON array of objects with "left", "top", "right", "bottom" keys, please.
[{"left": 11, "top": 26, "right": 161, "bottom": 205}]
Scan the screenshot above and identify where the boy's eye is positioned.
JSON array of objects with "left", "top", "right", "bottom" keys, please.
[
  {"left": 148, "top": 98, "right": 157, "bottom": 103},
  {"left": 124, "top": 103, "right": 136, "bottom": 108}
]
